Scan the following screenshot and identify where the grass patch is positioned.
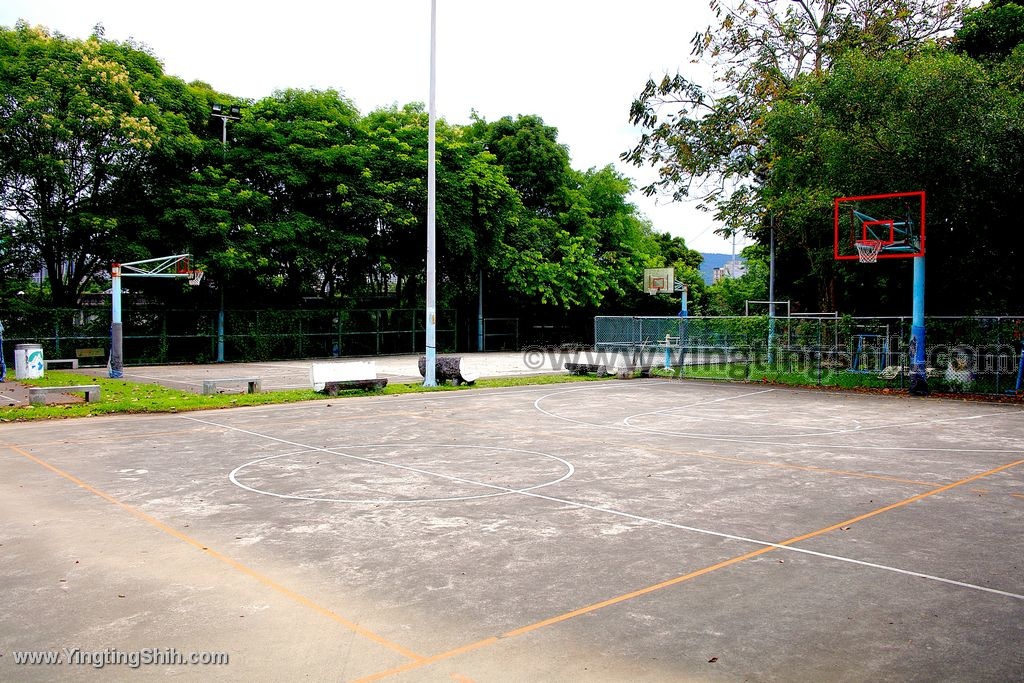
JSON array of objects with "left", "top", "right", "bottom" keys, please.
[
  {"left": 650, "top": 363, "right": 898, "bottom": 390},
  {"left": 0, "top": 370, "right": 613, "bottom": 421}
]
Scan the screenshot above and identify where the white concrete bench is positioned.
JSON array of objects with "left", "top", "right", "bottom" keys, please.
[
  {"left": 310, "top": 361, "right": 388, "bottom": 394},
  {"left": 44, "top": 358, "right": 79, "bottom": 370},
  {"left": 201, "top": 377, "right": 261, "bottom": 395},
  {"left": 29, "top": 384, "right": 101, "bottom": 405}
]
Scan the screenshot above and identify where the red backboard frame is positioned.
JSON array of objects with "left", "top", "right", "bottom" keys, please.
[{"left": 834, "top": 191, "right": 926, "bottom": 261}]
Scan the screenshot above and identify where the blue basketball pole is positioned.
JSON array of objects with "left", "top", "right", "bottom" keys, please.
[
  {"left": 109, "top": 263, "right": 123, "bottom": 379},
  {"left": 909, "top": 256, "right": 928, "bottom": 395}
]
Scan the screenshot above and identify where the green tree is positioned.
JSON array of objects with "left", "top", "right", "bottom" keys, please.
[
  {"left": 474, "top": 114, "right": 572, "bottom": 214},
  {"left": 762, "top": 47, "right": 1021, "bottom": 312},
  {"left": 356, "top": 104, "right": 526, "bottom": 312},
  {"left": 471, "top": 115, "right": 662, "bottom": 310},
  {"left": 0, "top": 23, "right": 199, "bottom": 305},
  {"left": 230, "top": 88, "right": 370, "bottom": 301},
  {"left": 623, "top": 0, "right": 969, "bottom": 239},
  {"left": 954, "top": 0, "right": 1024, "bottom": 60},
  {"left": 650, "top": 232, "right": 707, "bottom": 313}
]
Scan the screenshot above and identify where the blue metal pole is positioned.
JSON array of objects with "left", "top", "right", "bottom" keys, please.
[
  {"left": 909, "top": 256, "right": 927, "bottom": 395},
  {"left": 1014, "top": 345, "right": 1024, "bottom": 394},
  {"left": 217, "top": 287, "right": 225, "bottom": 363},
  {"left": 109, "top": 264, "right": 123, "bottom": 378}
]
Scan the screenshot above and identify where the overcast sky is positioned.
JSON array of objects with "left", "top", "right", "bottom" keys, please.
[{"left": 1, "top": 0, "right": 748, "bottom": 255}]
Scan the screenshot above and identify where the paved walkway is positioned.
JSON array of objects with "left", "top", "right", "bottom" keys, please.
[
  {"left": 30, "top": 351, "right": 598, "bottom": 397},
  {"left": 4, "top": 349, "right": 643, "bottom": 402}
]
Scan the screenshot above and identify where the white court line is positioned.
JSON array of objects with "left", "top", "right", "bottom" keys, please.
[
  {"left": 228, "top": 442, "right": 575, "bottom": 504},
  {"left": 620, "top": 390, "right": 869, "bottom": 436},
  {"left": 623, "top": 405, "right": 1006, "bottom": 440},
  {"left": 532, "top": 384, "right": 772, "bottom": 427},
  {"left": 533, "top": 385, "right": 1024, "bottom": 454},
  {"left": 185, "top": 415, "right": 574, "bottom": 503},
  {"left": 184, "top": 414, "right": 1024, "bottom": 602},
  {"left": 197, "top": 383, "right": 607, "bottom": 419}
]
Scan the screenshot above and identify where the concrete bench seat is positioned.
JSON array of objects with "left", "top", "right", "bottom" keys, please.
[
  {"left": 418, "top": 356, "right": 478, "bottom": 385},
  {"left": 564, "top": 362, "right": 609, "bottom": 377},
  {"left": 201, "top": 377, "right": 262, "bottom": 395},
  {"left": 310, "top": 361, "right": 388, "bottom": 394},
  {"left": 44, "top": 358, "right": 79, "bottom": 370},
  {"left": 616, "top": 364, "right": 654, "bottom": 379},
  {"left": 29, "top": 384, "right": 101, "bottom": 405}
]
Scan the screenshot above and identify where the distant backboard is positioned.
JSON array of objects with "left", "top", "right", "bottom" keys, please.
[
  {"left": 834, "top": 191, "right": 925, "bottom": 262},
  {"left": 644, "top": 267, "right": 674, "bottom": 295}
]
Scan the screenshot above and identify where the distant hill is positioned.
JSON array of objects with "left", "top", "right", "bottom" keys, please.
[{"left": 699, "top": 253, "right": 737, "bottom": 284}]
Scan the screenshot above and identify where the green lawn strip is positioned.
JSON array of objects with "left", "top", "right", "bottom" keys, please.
[
  {"left": 0, "top": 370, "right": 613, "bottom": 421},
  {"left": 649, "top": 365, "right": 897, "bottom": 390}
]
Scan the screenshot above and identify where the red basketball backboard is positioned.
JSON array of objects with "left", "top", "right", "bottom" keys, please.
[{"left": 834, "top": 191, "right": 925, "bottom": 262}]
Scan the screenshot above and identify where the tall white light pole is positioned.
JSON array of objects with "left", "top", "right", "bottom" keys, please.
[
  {"left": 210, "top": 103, "right": 240, "bottom": 363},
  {"left": 423, "top": 0, "right": 438, "bottom": 386}
]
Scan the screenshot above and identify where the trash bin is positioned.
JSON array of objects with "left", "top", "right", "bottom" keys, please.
[{"left": 14, "top": 343, "right": 44, "bottom": 379}]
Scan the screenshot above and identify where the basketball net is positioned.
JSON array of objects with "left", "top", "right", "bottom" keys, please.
[
  {"left": 175, "top": 257, "right": 204, "bottom": 286},
  {"left": 855, "top": 240, "right": 883, "bottom": 264}
]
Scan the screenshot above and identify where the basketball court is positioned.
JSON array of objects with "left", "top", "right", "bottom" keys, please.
[{"left": 2, "top": 378, "right": 1021, "bottom": 681}]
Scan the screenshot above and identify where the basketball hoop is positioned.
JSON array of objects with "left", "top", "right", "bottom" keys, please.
[
  {"left": 187, "top": 269, "right": 204, "bottom": 286},
  {"left": 855, "top": 240, "right": 883, "bottom": 264}
]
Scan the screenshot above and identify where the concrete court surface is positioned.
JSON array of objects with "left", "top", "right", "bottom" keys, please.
[{"left": 1, "top": 378, "right": 1022, "bottom": 681}]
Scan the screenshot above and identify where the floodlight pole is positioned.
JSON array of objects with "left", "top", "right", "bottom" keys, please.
[
  {"left": 423, "top": 0, "right": 438, "bottom": 386},
  {"left": 909, "top": 256, "right": 927, "bottom": 395},
  {"left": 210, "top": 104, "right": 239, "bottom": 362},
  {"left": 768, "top": 219, "right": 776, "bottom": 363},
  {"left": 210, "top": 104, "right": 241, "bottom": 156},
  {"left": 477, "top": 268, "right": 484, "bottom": 351}
]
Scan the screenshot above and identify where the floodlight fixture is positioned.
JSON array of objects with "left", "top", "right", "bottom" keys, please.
[{"left": 210, "top": 103, "right": 242, "bottom": 151}]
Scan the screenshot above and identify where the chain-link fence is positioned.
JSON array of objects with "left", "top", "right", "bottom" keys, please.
[
  {"left": 3, "top": 306, "right": 1021, "bottom": 395},
  {"left": 595, "top": 315, "right": 1024, "bottom": 395},
  {"left": 0, "top": 307, "right": 457, "bottom": 367}
]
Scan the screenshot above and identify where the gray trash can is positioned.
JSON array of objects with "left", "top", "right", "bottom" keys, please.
[{"left": 14, "top": 343, "right": 44, "bottom": 379}]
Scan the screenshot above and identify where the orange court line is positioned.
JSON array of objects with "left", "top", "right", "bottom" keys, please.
[
  {"left": 351, "top": 457, "right": 1024, "bottom": 683},
  {"left": 2, "top": 427, "right": 208, "bottom": 449},
  {"left": 2, "top": 442, "right": 425, "bottom": 664},
  {"left": 7, "top": 407, "right": 426, "bottom": 450}
]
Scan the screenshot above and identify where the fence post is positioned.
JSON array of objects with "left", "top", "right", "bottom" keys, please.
[{"left": 817, "top": 320, "right": 822, "bottom": 385}]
